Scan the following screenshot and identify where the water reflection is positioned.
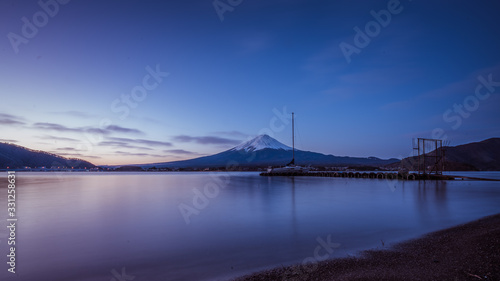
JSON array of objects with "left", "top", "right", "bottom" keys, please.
[
  {"left": 291, "top": 177, "right": 298, "bottom": 239},
  {"left": 414, "top": 180, "right": 449, "bottom": 224},
  {"left": 1, "top": 172, "right": 499, "bottom": 281}
]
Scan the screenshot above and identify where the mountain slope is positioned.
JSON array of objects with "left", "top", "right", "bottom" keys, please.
[
  {"left": 0, "top": 142, "right": 95, "bottom": 169},
  {"left": 443, "top": 138, "right": 500, "bottom": 170},
  {"left": 230, "top": 134, "right": 292, "bottom": 152},
  {"left": 390, "top": 138, "right": 500, "bottom": 171},
  {"left": 138, "top": 134, "right": 400, "bottom": 169}
]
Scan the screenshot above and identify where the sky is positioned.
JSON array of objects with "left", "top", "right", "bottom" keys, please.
[{"left": 1, "top": 0, "right": 499, "bottom": 165}]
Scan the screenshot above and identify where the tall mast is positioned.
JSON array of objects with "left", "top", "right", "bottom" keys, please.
[{"left": 292, "top": 112, "right": 295, "bottom": 165}]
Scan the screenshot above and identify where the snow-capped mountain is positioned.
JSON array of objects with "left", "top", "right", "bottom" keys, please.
[
  {"left": 230, "top": 134, "right": 292, "bottom": 152},
  {"left": 132, "top": 134, "right": 400, "bottom": 169}
]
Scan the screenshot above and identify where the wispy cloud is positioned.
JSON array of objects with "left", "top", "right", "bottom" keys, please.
[
  {"left": 33, "top": 122, "right": 75, "bottom": 132},
  {"left": 98, "top": 141, "right": 154, "bottom": 150},
  {"left": 0, "top": 139, "right": 18, "bottom": 143},
  {"left": 172, "top": 135, "right": 240, "bottom": 145},
  {"left": 0, "top": 113, "right": 25, "bottom": 126},
  {"left": 32, "top": 123, "right": 143, "bottom": 135},
  {"left": 212, "top": 130, "right": 248, "bottom": 138},
  {"left": 83, "top": 155, "right": 101, "bottom": 159},
  {"left": 37, "top": 135, "right": 81, "bottom": 142},
  {"left": 50, "top": 110, "right": 97, "bottom": 118},
  {"left": 163, "top": 149, "right": 201, "bottom": 155},
  {"left": 55, "top": 147, "right": 84, "bottom": 151},
  {"left": 115, "top": 151, "right": 165, "bottom": 157},
  {"left": 107, "top": 137, "right": 172, "bottom": 147},
  {"left": 381, "top": 64, "right": 500, "bottom": 111},
  {"left": 105, "top": 125, "right": 143, "bottom": 134},
  {"left": 55, "top": 152, "right": 101, "bottom": 159}
]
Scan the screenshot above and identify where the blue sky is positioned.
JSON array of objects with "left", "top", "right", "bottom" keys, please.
[{"left": 1, "top": 0, "right": 499, "bottom": 165}]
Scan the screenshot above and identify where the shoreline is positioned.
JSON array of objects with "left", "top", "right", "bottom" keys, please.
[{"left": 234, "top": 214, "right": 500, "bottom": 280}]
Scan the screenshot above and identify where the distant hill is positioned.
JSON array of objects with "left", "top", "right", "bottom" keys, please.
[
  {"left": 0, "top": 142, "right": 95, "bottom": 169},
  {"left": 443, "top": 138, "right": 500, "bottom": 170},
  {"left": 133, "top": 134, "right": 400, "bottom": 169},
  {"left": 389, "top": 138, "right": 500, "bottom": 171}
]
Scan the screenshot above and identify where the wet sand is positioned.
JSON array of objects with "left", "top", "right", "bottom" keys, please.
[{"left": 235, "top": 214, "right": 500, "bottom": 280}]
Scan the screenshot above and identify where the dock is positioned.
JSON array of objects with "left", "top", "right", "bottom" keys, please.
[{"left": 259, "top": 171, "right": 500, "bottom": 181}]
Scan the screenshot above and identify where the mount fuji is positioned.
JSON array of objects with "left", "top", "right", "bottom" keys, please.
[
  {"left": 230, "top": 134, "right": 292, "bottom": 152},
  {"left": 135, "top": 134, "right": 399, "bottom": 169}
]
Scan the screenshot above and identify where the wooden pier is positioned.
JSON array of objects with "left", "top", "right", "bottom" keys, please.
[{"left": 259, "top": 171, "right": 457, "bottom": 180}]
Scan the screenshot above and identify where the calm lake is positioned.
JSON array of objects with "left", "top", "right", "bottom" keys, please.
[{"left": 1, "top": 171, "right": 500, "bottom": 281}]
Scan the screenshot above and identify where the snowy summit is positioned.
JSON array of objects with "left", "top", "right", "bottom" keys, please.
[{"left": 231, "top": 134, "right": 292, "bottom": 152}]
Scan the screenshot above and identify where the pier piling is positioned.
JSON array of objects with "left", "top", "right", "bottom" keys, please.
[{"left": 259, "top": 171, "right": 457, "bottom": 180}]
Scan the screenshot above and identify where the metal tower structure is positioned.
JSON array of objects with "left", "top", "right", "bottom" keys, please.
[{"left": 415, "top": 138, "right": 444, "bottom": 175}]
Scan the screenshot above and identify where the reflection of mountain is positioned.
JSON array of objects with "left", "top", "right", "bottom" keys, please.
[
  {"left": 388, "top": 138, "right": 500, "bottom": 171},
  {"left": 0, "top": 142, "right": 95, "bottom": 169},
  {"left": 138, "top": 134, "right": 400, "bottom": 169}
]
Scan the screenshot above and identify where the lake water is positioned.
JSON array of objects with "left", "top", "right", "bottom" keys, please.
[{"left": 1, "top": 171, "right": 500, "bottom": 281}]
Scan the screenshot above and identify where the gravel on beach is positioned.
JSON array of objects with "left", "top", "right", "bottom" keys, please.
[{"left": 234, "top": 214, "right": 500, "bottom": 281}]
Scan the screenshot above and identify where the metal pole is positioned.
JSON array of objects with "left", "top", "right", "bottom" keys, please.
[
  {"left": 435, "top": 139, "right": 438, "bottom": 175},
  {"left": 442, "top": 141, "right": 445, "bottom": 174},
  {"left": 292, "top": 112, "right": 295, "bottom": 164},
  {"left": 423, "top": 139, "right": 426, "bottom": 175},
  {"left": 439, "top": 140, "right": 443, "bottom": 175},
  {"left": 418, "top": 138, "right": 421, "bottom": 175}
]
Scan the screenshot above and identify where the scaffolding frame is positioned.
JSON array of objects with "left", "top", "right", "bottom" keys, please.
[{"left": 413, "top": 138, "right": 444, "bottom": 175}]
